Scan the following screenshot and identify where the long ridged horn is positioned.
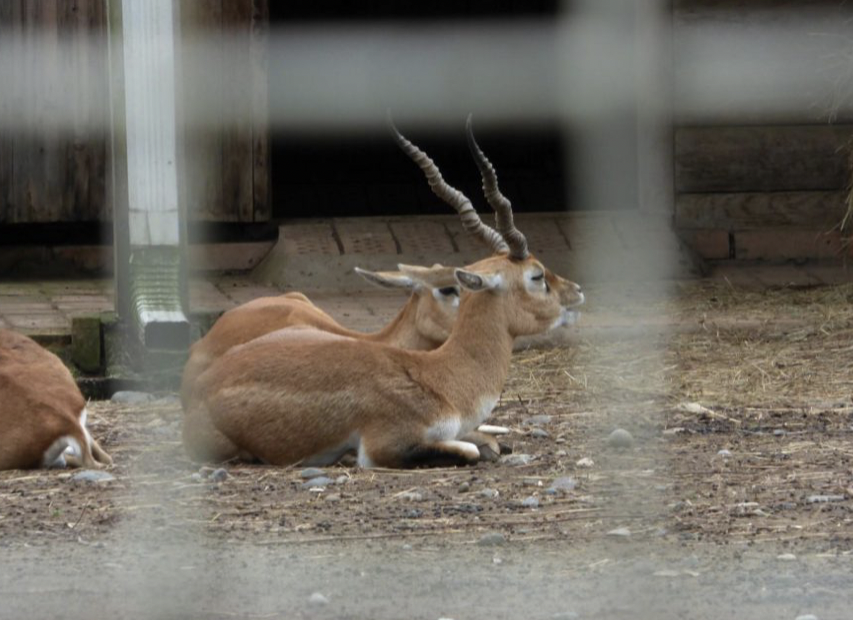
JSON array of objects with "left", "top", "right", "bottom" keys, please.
[
  {"left": 465, "top": 114, "right": 529, "bottom": 260},
  {"left": 387, "top": 112, "right": 509, "bottom": 255}
]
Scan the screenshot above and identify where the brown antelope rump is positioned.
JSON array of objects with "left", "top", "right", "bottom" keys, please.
[
  {"left": 0, "top": 329, "right": 112, "bottom": 471},
  {"left": 186, "top": 118, "right": 584, "bottom": 468}
]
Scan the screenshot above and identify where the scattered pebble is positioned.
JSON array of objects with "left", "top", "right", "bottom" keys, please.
[
  {"left": 717, "top": 449, "right": 733, "bottom": 458},
  {"left": 301, "top": 476, "right": 333, "bottom": 489},
  {"left": 210, "top": 468, "right": 228, "bottom": 483},
  {"left": 522, "top": 477, "right": 542, "bottom": 487},
  {"left": 777, "top": 553, "right": 797, "bottom": 561},
  {"left": 544, "top": 488, "right": 558, "bottom": 496},
  {"left": 399, "top": 491, "right": 424, "bottom": 502},
  {"left": 111, "top": 390, "right": 156, "bottom": 404},
  {"left": 324, "top": 493, "right": 341, "bottom": 502},
  {"left": 492, "top": 556, "right": 502, "bottom": 565},
  {"left": 401, "top": 544, "right": 413, "bottom": 551},
  {"left": 71, "top": 470, "right": 115, "bottom": 483},
  {"left": 549, "top": 477, "right": 577, "bottom": 493},
  {"left": 523, "top": 414, "right": 552, "bottom": 426},
  {"left": 198, "top": 466, "right": 214, "bottom": 477},
  {"left": 554, "top": 437, "right": 566, "bottom": 444},
  {"left": 521, "top": 496, "right": 539, "bottom": 509},
  {"left": 806, "top": 495, "right": 846, "bottom": 504},
  {"left": 477, "top": 532, "right": 506, "bottom": 546},
  {"left": 406, "top": 509, "right": 423, "bottom": 519},
  {"left": 606, "top": 527, "right": 632, "bottom": 538},
  {"left": 662, "top": 427, "right": 686, "bottom": 436},
  {"left": 678, "top": 402, "right": 713, "bottom": 415},
  {"left": 190, "top": 473, "right": 203, "bottom": 482},
  {"left": 308, "top": 592, "right": 329, "bottom": 606},
  {"left": 576, "top": 457, "right": 594, "bottom": 468},
  {"left": 480, "top": 488, "right": 499, "bottom": 499},
  {"left": 458, "top": 481, "right": 471, "bottom": 493},
  {"left": 300, "top": 467, "right": 326, "bottom": 479},
  {"left": 773, "top": 429, "right": 787, "bottom": 437},
  {"left": 795, "top": 615, "right": 819, "bottom": 620},
  {"left": 607, "top": 428, "right": 634, "bottom": 449},
  {"left": 500, "top": 453, "right": 533, "bottom": 466},
  {"left": 530, "top": 428, "right": 550, "bottom": 439},
  {"left": 555, "top": 450, "right": 567, "bottom": 457},
  {"left": 335, "top": 475, "right": 349, "bottom": 485},
  {"left": 552, "top": 613, "right": 580, "bottom": 620}
]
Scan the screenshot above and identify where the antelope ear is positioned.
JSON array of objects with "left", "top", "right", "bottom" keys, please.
[
  {"left": 454, "top": 269, "right": 503, "bottom": 292},
  {"left": 397, "top": 263, "right": 458, "bottom": 288},
  {"left": 354, "top": 267, "right": 416, "bottom": 290}
]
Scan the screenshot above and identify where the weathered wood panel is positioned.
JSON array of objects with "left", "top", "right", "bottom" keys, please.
[
  {"left": 180, "top": 0, "right": 269, "bottom": 223},
  {"left": 675, "top": 126, "right": 852, "bottom": 193},
  {"left": 676, "top": 191, "right": 848, "bottom": 230},
  {"left": 0, "top": 0, "right": 107, "bottom": 224}
]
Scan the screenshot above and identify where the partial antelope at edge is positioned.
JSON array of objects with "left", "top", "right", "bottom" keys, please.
[{"left": 0, "top": 329, "right": 112, "bottom": 471}]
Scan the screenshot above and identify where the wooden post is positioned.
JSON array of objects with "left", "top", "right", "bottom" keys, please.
[{"left": 107, "top": 0, "right": 189, "bottom": 355}]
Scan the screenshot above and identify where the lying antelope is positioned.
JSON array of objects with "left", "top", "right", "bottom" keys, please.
[
  {"left": 0, "top": 329, "right": 112, "bottom": 470},
  {"left": 187, "top": 117, "right": 583, "bottom": 468}
]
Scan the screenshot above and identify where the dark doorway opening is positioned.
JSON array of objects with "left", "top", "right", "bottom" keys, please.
[{"left": 268, "top": 1, "right": 571, "bottom": 219}]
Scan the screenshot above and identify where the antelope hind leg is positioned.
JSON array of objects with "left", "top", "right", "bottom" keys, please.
[
  {"left": 460, "top": 431, "right": 502, "bottom": 462},
  {"left": 362, "top": 436, "right": 481, "bottom": 469}
]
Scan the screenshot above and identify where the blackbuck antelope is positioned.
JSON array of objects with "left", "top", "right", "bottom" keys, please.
[
  {"left": 187, "top": 117, "right": 584, "bottom": 468},
  {"left": 0, "top": 329, "right": 112, "bottom": 470}
]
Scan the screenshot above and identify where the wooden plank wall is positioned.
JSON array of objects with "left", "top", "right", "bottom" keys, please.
[
  {"left": 0, "top": 0, "right": 107, "bottom": 224},
  {"left": 673, "top": 0, "right": 853, "bottom": 262},
  {"left": 179, "top": 0, "right": 269, "bottom": 223},
  {"left": 0, "top": 0, "right": 269, "bottom": 225}
]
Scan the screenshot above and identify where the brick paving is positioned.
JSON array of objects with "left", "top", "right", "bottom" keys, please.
[{"left": 0, "top": 214, "right": 850, "bottom": 340}]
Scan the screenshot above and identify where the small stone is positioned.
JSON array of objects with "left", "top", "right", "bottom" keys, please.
[
  {"left": 301, "top": 476, "right": 333, "bottom": 489},
  {"left": 554, "top": 437, "right": 567, "bottom": 444},
  {"left": 335, "top": 475, "right": 349, "bottom": 485},
  {"left": 480, "top": 488, "right": 499, "bottom": 499},
  {"left": 399, "top": 491, "right": 424, "bottom": 502},
  {"left": 71, "top": 470, "right": 115, "bottom": 483},
  {"left": 606, "top": 527, "right": 631, "bottom": 538},
  {"left": 521, "top": 496, "right": 539, "bottom": 508},
  {"left": 795, "top": 615, "right": 819, "bottom": 620},
  {"left": 210, "top": 468, "right": 228, "bottom": 483},
  {"left": 500, "top": 453, "right": 533, "bottom": 466},
  {"left": 773, "top": 429, "right": 786, "bottom": 436},
  {"left": 552, "top": 613, "right": 580, "bottom": 620},
  {"left": 190, "top": 473, "right": 202, "bottom": 482},
  {"left": 717, "top": 449, "right": 733, "bottom": 458},
  {"left": 776, "top": 553, "right": 797, "bottom": 561},
  {"left": 806, "top": 495, "right": 845, "bottom": 504},
  {"left": 522, "top": 477, "right": 542, "bottom": 487},
  {"left": 492, "top": 556, "right": 502, "bottom": 565},
  {"left": 663, "top": 427, "right": 686, "bottom": 436},
  {"left": 299, "top": 467, "right": 326, "bottom": 479},
  {"left": 523, "top": 415, "right": 552, "bottom": 426},
  {"left": 458, "top": 481, "right": 471, "bottom": 493},
  {"left": 607, "top": 428, "right": 634, "bottom": 449},
  {"left": 555, "top": 450, "right": 567, "bottom": 457},
  {"left": 530, "top": 428, "right": 550, "bottom": 439},
  {"left": 549, "top": 477, "right": 577, "bottom": 492},
  {"left": 477, "top": 532, "right": 506, "bottom": 546},
  {"left": 576, "top": 457, "right": 594, "bottom": 468},
  {"left": 198, "top": 466, "right": 214, "bottom": 478},
  {"left": 308, "top": 592, "right": 329, "bottom": 606},
  {"left": 401, "top": 544, "right": 413, "bottom": 551},
  {"left": 544, "top": 488, "right": 557, "bottom": 496},
  {"left": 324, "top": 493, "right": 341, "bottom": 502},
  {"left": 111, "top": 390, "right": 156, "bottom": 404},
  {"left": 406, "top": 509, "right": 423, "bottom": 518}
]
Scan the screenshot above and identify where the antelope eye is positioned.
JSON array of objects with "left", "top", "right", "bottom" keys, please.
[
  {"left": 531, "top": 273, "right": 545, "bottom": 281},
  {"left": 438, "top": 286, "right": 459, "bottom": 296}
]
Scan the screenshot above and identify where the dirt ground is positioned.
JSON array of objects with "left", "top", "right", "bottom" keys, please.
[{"left": 1, "top": 280, "right": 852, "bottom": 619}]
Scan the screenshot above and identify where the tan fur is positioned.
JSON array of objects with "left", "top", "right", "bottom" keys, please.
[
  {"left": 180, "top": 265, "right": 460, "bottom": 462},
  {"left": 0, "top": 329, "right": 112, "bottom": 470},
  {"left": 189, "top": 254, "right": 583, "bottom": 468}
]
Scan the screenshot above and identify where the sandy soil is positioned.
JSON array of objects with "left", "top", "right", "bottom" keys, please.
[{"left": 1, "top": 281, "right": 852, "bottom": 619}]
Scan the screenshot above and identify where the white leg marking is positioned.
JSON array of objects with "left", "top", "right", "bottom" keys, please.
[
  {"left": 78, "top": 406, "right": 94, "bottom": 452},
  {"left": 356, "top": 440, "right": 375, "bottom": 469},
  {"left": 439, "top": 440, "right": 480, "bottom": 461},
  {"left": 42, "top": 436, "right": 82, "bottom": 468},
  {"left": 425, "top": 417, "right": 462, "bottom": 442},
  {"left": 477, "top": 424, "right": 510, "bottom": 435}
]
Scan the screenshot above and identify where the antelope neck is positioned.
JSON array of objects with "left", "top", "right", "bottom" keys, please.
[{"left": 363, "top": 294, "right": 436, "bottom": 350}]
